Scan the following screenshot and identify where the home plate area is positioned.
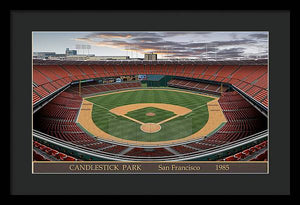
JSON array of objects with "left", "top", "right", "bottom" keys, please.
[
  {"left": 110, "top": 104, "right": 192, "bottom": 134},
  {"left": 140, "top": 123, "right": 161, "bottom": 133}
]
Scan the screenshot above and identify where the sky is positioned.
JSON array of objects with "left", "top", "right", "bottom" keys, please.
[{"left": 32, "top": 31, "right": 268, "bottom": 60}]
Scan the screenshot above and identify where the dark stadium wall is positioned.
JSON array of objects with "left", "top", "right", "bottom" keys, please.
[
  {"left": 33, "top": 136, "right": 113, "bottom": 161},
  {"left": 33, "top": 133, "right": 268, "bottom": 161},
  {"left": 145, "top": 75, "right": 173, "bottom": 87}
]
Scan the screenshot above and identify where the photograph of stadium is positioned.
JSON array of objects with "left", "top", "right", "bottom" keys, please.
[{"left": 32, "top": 31, "right": 269, "bottom": 173}]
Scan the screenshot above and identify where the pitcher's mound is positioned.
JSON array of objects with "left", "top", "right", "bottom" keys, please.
[
  {"left": 140, "top": 123, "right": 161, "bottom": 133},
  {"left": 146, "top": 112, "right": 156, "bottom": 116}
]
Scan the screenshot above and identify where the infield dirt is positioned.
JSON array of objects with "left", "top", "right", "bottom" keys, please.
[{"left": 77, "top": 89, "right": 227, "bottom": 146}]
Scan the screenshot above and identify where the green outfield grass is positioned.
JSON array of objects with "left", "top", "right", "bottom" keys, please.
[
  {"left": 126, "top": 107, "right": 176, "bottom": 123},
  {"left": 85, "top": 89, "right": 214, "bottom": 142}
]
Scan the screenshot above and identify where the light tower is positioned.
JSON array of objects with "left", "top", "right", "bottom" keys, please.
[
  {"left": 86, "top": 45, "right": 91, "bottom": 56},
  {"left": 206, "top": 43, "right": 208, "bottom": 61}
]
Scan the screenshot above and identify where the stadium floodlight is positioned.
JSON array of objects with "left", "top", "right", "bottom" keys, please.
[
  {"left": 86, "top": 45, "right": 91, "bottom": 55},
  {"left": 213, "top": 43, "right": 217, "bottom": 61},
  {"left": 205, "top": 43, "right": 208, "bottom": 61},
  {"left": 76, "top": 44, "right": 83, "bottom": 54},
  {"left": 75, "top": 44, "right": 82, "bottom": 49},
  {"left": 76, "top": 44, "right": 91, "bottom": 55}
]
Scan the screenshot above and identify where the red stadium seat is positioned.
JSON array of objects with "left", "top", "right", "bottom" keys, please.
[
  {"left": 33, "top": 63, "right": 268, "bottom": 107},
  {"left": 255, "top": 144, "right": 263, "bottom": 150},
  {"left": 33, "top": 150, "right": 49, "bottom": 161},
  {"left": 44, "top": 148, "right": 53, "bottom": 155},
  {"left": 33, "top": 141, "right": 40, "bottom": 148},
  {"left": 38, "top": 145, "right": 47, "bottom": 151},
  {"left": 56, "top": 153, "right": 67, "bottom": 160},
  {"left": 242, "top": 149, "right": 250, "bottom": 157},
  {"left": 64, "top": 156, "right": 77, "bottom": 161},
  {"left": 32, "top": 62, "right": 268, "bottom": 160},
  {"left": 224, "top": 156, "right": 237, "bottom": 161},
  {"left": 234, "top": 152, "right": 245, "bottom": 160},
  {"left": 50, "top": 150, "right": 59, "bottom": 157},
  {"left": 249, "top": 147, "right": 257, "bottom": 154}
]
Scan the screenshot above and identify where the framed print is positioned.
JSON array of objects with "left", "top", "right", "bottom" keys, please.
[
  {"left": 32, "top": 31, "right": 269, "bottom": 174},
  {"left": 10, "top": 10, "right": 291, "bottom": 195}
]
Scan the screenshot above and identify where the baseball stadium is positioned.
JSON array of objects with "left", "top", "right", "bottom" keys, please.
[{"left": 32, "top": 59, "right": 268, "bottom": 162}]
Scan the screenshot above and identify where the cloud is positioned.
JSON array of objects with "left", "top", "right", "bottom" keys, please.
[
  {"left": 249, "top": 33, "right": 268, "bottom": 39},
  {"left": 248, "top": 54, "right": 268, "bottom": 59},
  {"left": 87, "top": 32, "right": 162, "bottom": 39},
  {"left": 74, "top": 31, "right": 267, "bottom": 59},
  {"left": 162, "top": 31, "right": 213, "bottom": 37},
  {"left": 215, "top": 48, "right": 246, "bottom": 58},
  {"left": 87, "top": 32, "right": 133, "bottom": 39},
  {"left": 131, "top": 37, "right": 164, "bottom": 42},
  {"left": 192, "top": 47, "right": 219, "bottom": 53},
  {"left": 209, "top": 39, "right": 257, "bottom": 47}
]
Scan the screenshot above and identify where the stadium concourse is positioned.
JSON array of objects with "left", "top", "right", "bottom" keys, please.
[{"left": 32, "top": 59, "right": 268, "bottom": 162}]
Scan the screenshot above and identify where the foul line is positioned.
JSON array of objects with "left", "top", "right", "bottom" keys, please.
[
  {"left": 184, "top": 103, "right": 207, "bottom": 118},
  {"left": 91, "top": 102, "right": 117, "bottom": 119},
  {"left": 92, "top": 101, "right": 208, "bottom": 121}
]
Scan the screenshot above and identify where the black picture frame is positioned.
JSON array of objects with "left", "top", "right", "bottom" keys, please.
[{"left": 10, "top": 10, "right": 291, "bottom": 196}]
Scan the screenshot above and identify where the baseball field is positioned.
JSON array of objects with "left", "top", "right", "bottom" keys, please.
[{"left": 77, "top": 88, "right": 227, "bottom": 146}]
